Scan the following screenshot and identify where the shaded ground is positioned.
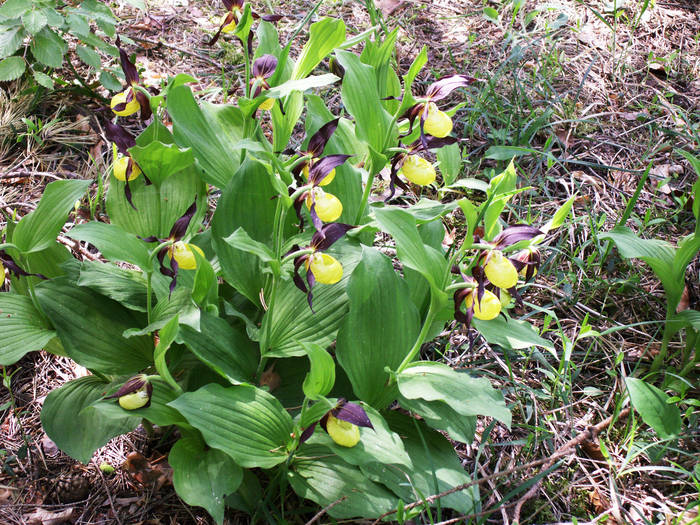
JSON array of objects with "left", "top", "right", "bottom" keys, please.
[{"left": 1, "top": 0, "right": 698, "bottom": 523}]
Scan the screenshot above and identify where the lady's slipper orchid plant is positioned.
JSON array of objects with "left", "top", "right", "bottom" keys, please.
[
  {"left": 291, "top": 223, "right": 353, "bottom": 309},
  {"left": 141, "top": 201, "right": 200, "bottom": 294},
  {"left": 110, "top": 37, "right": 151, "bottom": 121},
  {"left": 403, "top": 74, "right": 475, "bottom": 146},
  {"left": 300, "top": 399, "right": 374, "bottom": 448}
]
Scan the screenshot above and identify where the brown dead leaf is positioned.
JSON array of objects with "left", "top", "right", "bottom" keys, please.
[
  {"left": 23, "top": 508, "right": 74, "bottom": 525},
  {"left": 124, "top": 452, "right": 172, "bottom": 489},
  {"left": 556, "top": 129, "right": 574, "bottom": 150},
  {"left": 0, "top": 487, "right": 14, "bottom": 503},
  {"left": 260, "top": 365, "right": 281, "bottom": 391},
  {"left": 676, "top": 285, "right": 690, "bottom": 313},
  {"left": 588, "top": 489, "right": 611, "bottom": 515},
  {"left": 581, "top": 438, "right": 606, "bottom": 462},
  {"left": 41, "top": 434, "right": 60, "bottom": 457}
]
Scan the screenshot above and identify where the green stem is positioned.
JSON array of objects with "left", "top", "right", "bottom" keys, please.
[
  {"left": 396, "top": 298, "right": 439, "bottom": 374},
  {"left": 650, "top": 314, "right": 673, "bottom": 373},
  {"left": 146, "top": 271, "right": 153, "bottom": 325}
]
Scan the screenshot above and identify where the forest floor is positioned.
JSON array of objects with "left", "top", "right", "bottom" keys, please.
[{"left": 1, "top": 0, "right": 698, "bottom": 523}]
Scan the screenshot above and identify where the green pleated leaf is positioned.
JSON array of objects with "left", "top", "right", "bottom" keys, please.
[
  {"left": 212, "top": 158, "right": 293, "bottom": 306},
  {"left": 292, "top": 18, "right": 346, "bottom": 80},
  {"left": 35, "top": 278, "right": 153, "bottom": 374},
  {"left": 179, "top": 310, "right": 259, "bottom": 384},
  {"left": 77, "top": 261, "right": 148, "bottom": 312},
  {"left": 0, "top": 56, "right": 25, "bottom": 81},
  {"left": 397, "top": 361, "right": 511, "bottom": 428},
  {"left": 300, "top": 342, "right": 335, "bottom": 400},
  {"left": 271, "top": 90, "right": 304, "bottom": 152},
  {"left": 68, "top": 222, "right": 152, "bottom": 270},
  {"left": 128, "top": 141, "right": 195, "bottom": 187},
  {"left": 170, "top": 436, "right": 243, "bottom": 525},
  {"left": 361, "top": 412, "right": 480, "bottom": 513},
  {"left": 6, "top": 241, "right": 72, "bottom": 296},
  {"left": 0, "top": 293, "right": 55, "bottom": 365},
  {"left": 289, "top": 444, "right": 397, "bottom": 519},
  {"left": 473, "top": 314, "right": 554, "bottom": 351},
  {"left": 169, "top": 383, "right": 293, "bottom": 468},
  {"left": 334, "top": 50, "right": 394, "bottom": 154},
  {"left": 168, "top": 85, "right": 245, "bottom": 188},
  {"left": 335, "top": 247, "right": 419, "bottom": 408},
  {"left": 124, "top": 287, "right": 199, "bottom": 337},
  {"left": 0, "top": 26, "right": 25, "bottom": 60},
  {"left": 398, "top": 395, "right": 476, "bottom": 444},
  {"left": 307, "top": 404, "right": 412, "bottom": 468},
  {"left": 12, "top": 179, "right": 91, "bottom": 254},
  {"left": 223, "top": 227, "right": 276, "bottom": 264},
  {"left": 41, "top": 376, "right": 140, "bottom": 463},
  {"left": 106, "top": 165, "right": 206, "bottom": 240},
  {"left": 626, "top": 378, "right": 681, "bottom": 440},
  {"left": 260, "top": 241, "right": 362, "bottom": 358}
]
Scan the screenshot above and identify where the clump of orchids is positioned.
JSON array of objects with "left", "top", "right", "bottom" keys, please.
[{"left": 453, "top": 226, "right": 543, "bottom": 329}]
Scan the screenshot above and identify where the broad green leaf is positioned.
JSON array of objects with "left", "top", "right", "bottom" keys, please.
[
  {"left": 30, "top": 27, "right": 66, "bottom": 68},
  {"left": 170, "top": 437, "right": 243, "bottom": 525},
  {"left": 334, "top": 50, "right": 394, "bottom": 153},
  {"left": 271, "top": 90, "right": 303, "bottom": 152},
  {"left": 179, "top": 310, "right": 259, "bottom": 384},
  {"left": 484, "top": 145, "right": 535, "bottom": 160},
  {"left": 542, "top": 194, "right": 575, "bottom": 233},
  {"left": 397, "top": 361, "right": 511, "bottom": 427},
  {"left": 225, "top": 469, "right": 262, "bottom": 515},
  {"left": 300, "top": 341, "right": 335, "bottom": 400},
  {"left": 7, "top": 241, "right": 72, "bottom": 296},
  {"left": 292, "top": 18, "right": 346, "bottom": 80},
  {"left": 41, "top": 376, "right": 140, "bottom": 463},
  {"left": 169, "top": 383, "right": 293, "bottom": 468},
  {"left": 36, "top": 278, "right": 152, "bottom": 374},
  {"left": 12, "top": 179, "right": 91, "bottom": 254},
  {"left": 289, "top": 444, "right": 397, "bottom": 519},
  {"left": 0, "top": 56, "right": 25, "bottom": 81},
  {"left": 0, "top": 0, "right": 31, "bottom": 19},
  {"left": 307, "top": 404, "right": 412, "bottom": 468},
  {"left": 223, "top": 227, "right": 276, "bottom": 264},
  {"left": 335, "top": 247, "right": 419, "bottom": 408},
  {"left": 265, "top": 73, "right": 339, "bottom": 99},
  {"left": 32, "top": 70, "right": 53, "bottom": 89},
  {"left": 362, "top": 412, "right": 479, "bottom": 513},
  {"left": 169, "top": 85, "right": 245, "bottom": 188},
  {"left": 483, "top": 6, "right": 500, "bottom": 21},
  {"left": 484, "top": 160, "right": 517, "bottom": 239},
  {"left": 0, "top": 293, "right": 55, "bottom": 365},
  {"left": 191, "top": 249, "right": 216, "bottom": 306},
  {"left": 22, "top": 9, "right": 47, "bottom": 33},
  {"left": 0, "top": 26, "right": 25, "bottom": 59},
  {"left": 260, "top": 241, "right": 362, "bottom": 357},
  {"left": 373, "top": 206, "right": 449, "bottom": 300},
  {"left": 436, "top": 142, "right": 462, "bottom": 185},
  {"left": 106, "top": 166, "right": 206, "bottom": 239},
  {"left": 626, "top": 377, "right": 681, "bottom": 440},
  {"left": 128, "top": 141, "right": 195, "bottom": 187},
  {"left": 66, "top": 13, "right": 89, "bottom": 35},
  {"left": 68, "top": 222, "right": 152, "bottom": 270},
  {"left": 473, "top": 314, "right": 555, "bottom": 351},
  {"left": 154, "top": 314, "right": 181, "bottom": 392},
  {"left": 398, "top": 395, "right": 476, "bottom": 443},
  {"left": 77, "top": 261, "right": 148, "bottom": 312},
  {"left": 75, "top": 45, "right": 101, "bottom": 68},
  {"left": 124, "top": 287, "right": 199, "bottom": 337}
]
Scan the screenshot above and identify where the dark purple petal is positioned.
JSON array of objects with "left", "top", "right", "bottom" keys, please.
[
  {"left": 124, "top": 174, "right": 137, "bottom": 211},
  {"left": 385, "top": 153, "right": 409, "bottom": 202},
  {"left": 0, "top": 251, "right": 47, "bottom": 280},
  {"left": 207, "top": 13, "right": 234, "bottom": 46},
  {"left": 309, "top": 197, "right": 324, "bottom": 233},
  {"left": 134, "top": 91, "right": 151, "bottom": 121},
  {"left": 508, "top": 285, "right": 524, "bottom": 307},
  {"left": 472, "top": 265, "right": 486, "bottom": 302},
  {"left": 421, "top": 135, "right": 459, "bottom": 149},
  {"left": 308, "top": 154, "right": 352, "bottom": 186},
  {"left": 399, "top": 103, "right": 425, "bottom": 139},
  {"left": 300, "top": 422, "right": 317, "bottom": 443},
  {"left": 307, "top": 118, "right": 340, "bottom": 158},
  {"left": 305, "top": 268, "right": 316, "bottom": 312},
  {"left": 104, "top": 120, "right": 136, "bottom": 156},
  {"left": 492, "top": 225, "right": 543, "bottom": 247},
  {"left": 253, "top": 54, "right": 278, "bottom": 78},
  {"left": 168, "top": 256, "right": 179, "bottom": 297},
  {"left": 425, "top": 74, "right": 476, "bottom": 101},
  {"left": 453, "top": 289, "right": 473, "bottom": 326},
  {"left": 105, "top": 375, "right": 151, "bottom": 400},
  {"left": 292, "top": 254, "right": 309, "bottom": 294},
  {"left": 116, "top": 36, "right": 140, "bottom": 86},
  {"left": 168, "top": 200, "right": 198, "bottom": 240},
  {"left": 261, "top": 14, "right": 283, "bottom": 22},
  {"left": 311, "top": 223, "right": 354, "bottom": 251},
  {"left": 332, "top": 401, "right": 374, "bottom": 429}
]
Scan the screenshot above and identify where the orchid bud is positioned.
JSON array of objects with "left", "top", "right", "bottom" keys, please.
[
  {"left": 307, "top": 252, "right": 343, "bottom": 284},
  {"left": 110, "top": 90, "right": 140, "bottom": 117},
  {"left": 168, "top": 241, "right": 205, "bottom": 270},
  {"left": 484, "top": 250, "right": 518, "bottom": 289},
  {"left": 303, "top": 163, "right": 335, "bottom": 186},
  {"left": 423, "top": 102, "right": 453, "bottom": 138},
  {"left": 401, "top": 155, "right": 436, "bottom": 186},
  {"left": 326, "top": 414, "right": 361, "bottom": 447},
  {"left": 465, "top": 289, "right": 501, "bottom": 321},
  {"left": 306, "top": 189, "right": 343, "bottom": 223},
  {"left": 108, "top": 375, "right": 152, "bottom": 410},
  {"left": 113, "top": 156, "right": 142, "bottom": 182}
]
